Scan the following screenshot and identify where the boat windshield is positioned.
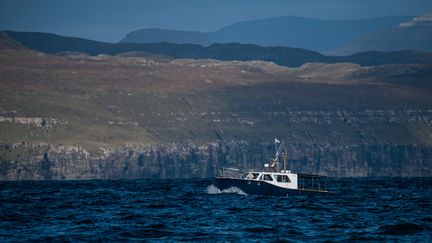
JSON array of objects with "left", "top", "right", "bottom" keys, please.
[
  {"left": 262, "top": 174, "right": 273, "bottom": 181},
  {"left": 240, "top": 173, "right": 260, "bottom": 180},
  {"left": 276, "top": 175, "right": 291, "bottom": 183}
]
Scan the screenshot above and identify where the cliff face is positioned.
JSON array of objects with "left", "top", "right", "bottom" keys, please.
[{"left": 1, "top": 142, "right": 431, "bottom": 180}]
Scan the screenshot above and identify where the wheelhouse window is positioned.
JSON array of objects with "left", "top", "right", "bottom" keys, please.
[
  {"left": 276, "top": 175, "right": 291, "bottom": 183},
  {"left": 241, "top": 173, "right": 258, "bottom": 180},
  {"left": 263, "top": 174, "right": 273, "bottom": 181}
]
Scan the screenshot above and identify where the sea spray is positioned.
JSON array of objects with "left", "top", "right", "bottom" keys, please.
[{"left": 206, "top": 184, "right": 247, "bottom": 195}]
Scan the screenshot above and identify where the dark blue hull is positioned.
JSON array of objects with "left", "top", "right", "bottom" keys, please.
[{"left": 214, "top": 177, "right": 331, "bottom": 197}]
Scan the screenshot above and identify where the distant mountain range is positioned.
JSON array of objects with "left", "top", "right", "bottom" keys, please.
[
  {"left": 5, "top": 31, "right": 432, "bottom": 67},
  {"left": 120, "top": 16, "right": 413, "bottom": 52},
  {"left": 333, "top": 13, "right": 432, "bottom": 55},
  {"left": 207, "top": 16, "right": 414, "bottom": 52},
  {"left": 120, "top": 28, "right": 211, "bottom": 46}
]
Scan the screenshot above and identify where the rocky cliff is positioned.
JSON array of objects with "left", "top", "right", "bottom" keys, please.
[
  {"left": 1, "top": 141, "right": 431, "bottom": 180},
  {"left": 1, "top": 107, "right": 431, "bottom": 179}
]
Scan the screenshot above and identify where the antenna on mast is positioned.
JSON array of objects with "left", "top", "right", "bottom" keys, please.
[
  {"left": 273, "top": 138, "right": 285, "bottom": 172},
  {"left": 283, "top": 145, "right": 288, "bottom": 173}
]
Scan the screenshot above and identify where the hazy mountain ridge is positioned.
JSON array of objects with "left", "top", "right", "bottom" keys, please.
[
  {"left": 121, "top": 16, "right": 413, "bottom": 52},
  {"left": 121, "top": 14, "right": 432, "bottom": 55},
  {"left": 334, "top": 13, "right": 432, "bottom": 55},
  {"left": 0, "top": 33, "right": 431, "bottom": 179},
  {"left": 120, "top": 28, "right": 211, "bottom": 46},
  {"left": 5, "top": 31, "right": 432, "bottom": 68},
  {"left": 207, "top": 15, "right": 413, "bottom": 51}
]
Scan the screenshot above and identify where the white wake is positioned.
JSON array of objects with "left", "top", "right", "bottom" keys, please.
[{"left": 206, "top": 184, "right": 247, "bottom": 195}]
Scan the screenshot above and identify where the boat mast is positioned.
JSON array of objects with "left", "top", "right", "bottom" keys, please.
[
  {"left": 274, "top": 138, "right": 280, "bottom": 172},
  {"left": 283, "top": 146, "right": 287, "bottom": 173}
]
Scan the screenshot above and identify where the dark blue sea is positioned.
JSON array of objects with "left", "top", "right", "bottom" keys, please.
[{"left": 1, "top": 178, "right": 432, "bottom": 242}]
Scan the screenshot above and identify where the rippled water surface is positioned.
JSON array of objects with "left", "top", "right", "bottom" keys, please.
[{"left": 1, "top": 178, "right": 432, "bottom": 241}]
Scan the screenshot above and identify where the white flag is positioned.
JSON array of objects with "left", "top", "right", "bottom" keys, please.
[{"left": 275, "top": 138, "right": 280, "bottom": 143}]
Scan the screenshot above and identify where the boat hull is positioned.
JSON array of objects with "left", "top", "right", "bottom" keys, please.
[{"left": 214, "top": 177, "right": 330, "bottom": 197}]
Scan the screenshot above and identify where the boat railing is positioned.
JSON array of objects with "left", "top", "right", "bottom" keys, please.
[
  {"left": 219, "top": 167, "right": 242, "bottom": 179},
  {"left": 298, "top": 174, "right": 328, "bottom": 192}
]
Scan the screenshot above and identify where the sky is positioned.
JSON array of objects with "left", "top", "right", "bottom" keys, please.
[{"left": 1, "top": 0, "right": 431, "bottom": 42}]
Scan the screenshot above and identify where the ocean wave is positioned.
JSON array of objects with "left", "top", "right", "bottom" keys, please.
[
  {"left": 206, "top": 184, "right": 247, "bottom": 195},
  {"left": 2, "top": 178, "right": 432, "bottom": 241}
]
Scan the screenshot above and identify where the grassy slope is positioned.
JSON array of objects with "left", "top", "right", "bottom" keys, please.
[{"left": 0, "top": 47, "right": 432, "bottom": 154}]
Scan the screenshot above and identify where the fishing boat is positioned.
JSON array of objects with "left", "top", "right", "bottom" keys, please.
[{"left": 214, "top": 139, "right": 332, "bottom": 196}]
